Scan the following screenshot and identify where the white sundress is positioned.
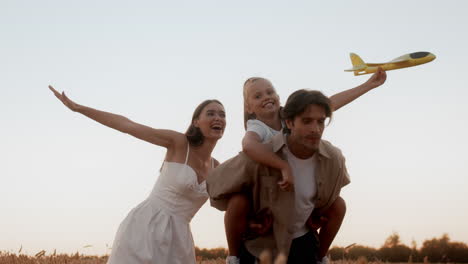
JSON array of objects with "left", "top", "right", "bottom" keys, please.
[{"left": 107, "top": 145, "right": 210, "bottom": 264}]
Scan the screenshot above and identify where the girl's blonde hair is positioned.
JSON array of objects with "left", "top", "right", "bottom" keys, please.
[{"left": 243, "top": 77, "right": 268, "bottom": 129}]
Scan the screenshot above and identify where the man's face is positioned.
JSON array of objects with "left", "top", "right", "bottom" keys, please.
[{"left": 285, "top": 104, "right": 326, "bottom": 157}]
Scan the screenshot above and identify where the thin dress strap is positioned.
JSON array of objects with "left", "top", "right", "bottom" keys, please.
[{"left": 184, "top": 143, "right": 190, "bottom": 165}]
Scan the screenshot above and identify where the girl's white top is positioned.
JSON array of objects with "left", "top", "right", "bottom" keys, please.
[{"left": 246, "top": 119, "right": 282, "bottom": 143}]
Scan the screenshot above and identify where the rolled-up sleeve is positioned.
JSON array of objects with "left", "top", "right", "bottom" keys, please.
[
  {"left": 340, "top": 154, "right": 351, "bottom": 188},
  {"left": 313, "top": 142, "right": 351, "bottom": 215}
]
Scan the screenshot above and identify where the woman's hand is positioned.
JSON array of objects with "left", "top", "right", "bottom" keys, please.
[
  {"left": 49, "top": 85, "right": 80, "bottom": 112},
  {"left": 48, "top": 84, "right": 183, "bottom": 148}
]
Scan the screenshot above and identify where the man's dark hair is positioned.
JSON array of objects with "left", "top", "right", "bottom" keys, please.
[{"left": 281, "top": 89, "right": 332, "bottom": 133}]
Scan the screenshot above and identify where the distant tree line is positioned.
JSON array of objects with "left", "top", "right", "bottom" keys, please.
[
  {"left": 329, "top": 233, "right": 468, "bottom": 263},
  {"left": 195, "top": 233, "right": 468, "bottom": 262},
  {"left": 195, "top": 247, "right": 228, "bottom": 260}
]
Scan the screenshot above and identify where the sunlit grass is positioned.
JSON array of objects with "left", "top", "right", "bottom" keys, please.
[
  {"left": 0, "top": 250, "right": 228, "bottom": 264},
  {"left": 0, "top": 250, "right": 108, "bottom": 264},
  {"left": 0, "top": 250, "right": 425, "bottom": 264}
]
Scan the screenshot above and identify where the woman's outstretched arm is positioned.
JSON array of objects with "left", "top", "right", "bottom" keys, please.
[
  {"left": 329, "top": 67, "right": 387, "bottom": 111},
  {"left": 49, "top": 85, "right": 184, "bottom": 149}
]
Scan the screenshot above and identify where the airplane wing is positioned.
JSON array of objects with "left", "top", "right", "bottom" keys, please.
[
  {"left": 367, "top": 55, "right": 411, "bottom": 66},
  {"left": 365, "top": 63, "right": 386, "bottom": 66},
  {"left": 362, "top": 54, "right": 412, "bottom": 66},
  {"left": 344, "top": 65, "right": 367, "bottom": 72},
  {"left": 388, "top": 54, "right": 412, "bottom": 63}
]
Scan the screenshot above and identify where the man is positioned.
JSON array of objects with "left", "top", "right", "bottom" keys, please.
[{"left": 207, "top": 89, "right": 350, "bottom": 264}]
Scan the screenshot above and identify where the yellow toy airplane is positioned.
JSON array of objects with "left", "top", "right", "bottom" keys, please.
[{"left": 345, "top": 52, "right": 436, "bottom": 75}]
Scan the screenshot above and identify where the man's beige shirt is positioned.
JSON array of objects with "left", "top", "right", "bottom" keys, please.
[{"left": 206, "top": 134, "right": 350, "bottom": 257}]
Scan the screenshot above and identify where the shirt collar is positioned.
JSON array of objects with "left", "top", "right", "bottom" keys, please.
[{"left": 271, "top": 133, "right": 331, "bottom": 159}]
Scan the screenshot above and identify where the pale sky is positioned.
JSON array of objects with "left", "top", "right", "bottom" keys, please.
[{"left": 2, "top": 0, "right": 468, "bottom": 256}]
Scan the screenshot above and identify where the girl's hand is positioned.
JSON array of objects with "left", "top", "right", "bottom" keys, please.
[
  {"left": 278, "top": 163, "right": 294, "bottom": 191},
  {"left": 49, "top": 85, "right": 80, "bottom": 111},
  {"left": 365, "top": 67, "right": 387, "bottom": 89}
]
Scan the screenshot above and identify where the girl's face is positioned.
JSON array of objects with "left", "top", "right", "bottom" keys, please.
[
  {"left": 193, "top": 102, "right": 226, "bottom": 140},
  {"left": 245, "top": 79, "right": 280, "bottom": 118}
]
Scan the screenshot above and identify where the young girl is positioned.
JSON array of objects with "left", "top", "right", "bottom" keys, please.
[
  {"left": 49, "top": 85, "right": 226, "bottom": 264},
  {"left": 224, "top": 68, "right": 387, "bottom": 264}
]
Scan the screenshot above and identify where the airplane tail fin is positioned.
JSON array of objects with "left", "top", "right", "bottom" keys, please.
[
  {"left": 350, "top": 53, "right": 365, "bottom": 67},
  {"left": 344, "top": 53, "right": 367, "bottom": 74}
]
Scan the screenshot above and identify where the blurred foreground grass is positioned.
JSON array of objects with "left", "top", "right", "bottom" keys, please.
[
  {"left": 0, "top": 251, "right": 424, "bottom": 264},
  {"left": 0, "top": 251, "right": 226, "bottom": 264}
]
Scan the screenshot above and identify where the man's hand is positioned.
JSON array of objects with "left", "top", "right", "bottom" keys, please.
[
  {"left": 306, "top": 214, "right": 329, "bottom": 230},
  {"left": 364, "top": 67, "right": 387, "bottom": 89},
  {"left": 247, "top": 208, "right": 273, "bottom": 236},
  {"left": 248, "top": 221, "right": 270, "bottom": 236}
]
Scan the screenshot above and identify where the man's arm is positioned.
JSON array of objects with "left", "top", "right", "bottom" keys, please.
[{"left": 329, "top": 67, "right": 387, "bottom": 111}]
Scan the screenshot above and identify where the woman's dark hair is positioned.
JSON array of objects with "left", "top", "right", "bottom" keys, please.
[
  {"left": 281, "top": 89, "right": 332, "bottom": 134},
  {"left": 185, "top": 99, "right": 223, "bottom": 147}
]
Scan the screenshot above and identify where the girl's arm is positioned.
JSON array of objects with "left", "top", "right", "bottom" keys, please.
[
  {"left": 49, "top": 85, "right": 184, "bottom": 149},
  {"left": 242, "top": 131, "right": 293, "bottom": 190},
  {"left": 330, "top": 67, "right": 387, "bottom": 111}
]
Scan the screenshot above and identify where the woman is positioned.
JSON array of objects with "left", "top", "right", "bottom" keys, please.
[{"left": 49, "top": 85, "right": 226, "bottom": 264}]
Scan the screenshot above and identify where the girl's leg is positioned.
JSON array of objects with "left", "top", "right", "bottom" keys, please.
[
  {"left": 318, "top": 196, "right": 346, "bottom": 259},
  {"left": 225, "top": 194, "right": 250, "bottom": 260}
]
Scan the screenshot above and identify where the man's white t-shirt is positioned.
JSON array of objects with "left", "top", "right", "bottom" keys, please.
[
  {"left": 246, "top": 119, "right": 317, "bottom": 238},
  {"left": 283, "top": 145, "right": 318, "bottom": 238}
]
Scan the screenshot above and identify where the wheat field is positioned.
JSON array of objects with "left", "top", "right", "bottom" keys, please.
[
  {"left": 0, "top": 251, "right": 414, "bottom": 264},
  {"left": 0, "top": 251, "right": 228, "bottom": 264}
]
